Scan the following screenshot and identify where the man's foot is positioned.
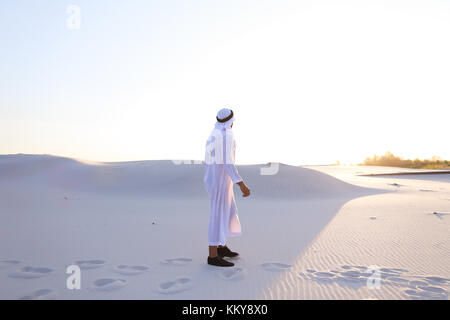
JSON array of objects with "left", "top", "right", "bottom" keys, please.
[
  {"left": 217, "top": 246, "right": 239, "bottom": 258},
  {"left": 207, "top": 256, "right": 234, "bottom": 267}
]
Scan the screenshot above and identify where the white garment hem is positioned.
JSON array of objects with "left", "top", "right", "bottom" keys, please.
[{"left": 208, "top": 232, "right": 242, "bottom": 246}]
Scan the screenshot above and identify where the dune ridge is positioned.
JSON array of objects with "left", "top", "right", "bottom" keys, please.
[{"left": 0, "top": 154, "right": 386, "bottom": 299}]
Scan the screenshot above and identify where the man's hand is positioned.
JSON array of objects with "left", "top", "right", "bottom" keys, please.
[{"left": 237, "top": 181, "right": 251, "bottom": 197}]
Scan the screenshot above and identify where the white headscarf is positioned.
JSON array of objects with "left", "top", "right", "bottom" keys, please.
[{"left": 215, "top": 108, "right": 234, "bottom": 131}]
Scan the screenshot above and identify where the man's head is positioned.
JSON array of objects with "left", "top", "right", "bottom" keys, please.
[
  {"left": 216, "top": 108, "right": 234, "bottom": 129},
  {"left": 216, "top": 108, "right": 233, "bottom": 122}
]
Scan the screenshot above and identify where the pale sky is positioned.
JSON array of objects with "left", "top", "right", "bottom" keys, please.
[{"left": 1, "top": 0, "right": 449, "bottom": 165}]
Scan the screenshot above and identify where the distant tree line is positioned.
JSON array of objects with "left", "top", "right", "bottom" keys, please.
[{"left": 361, "top": 152, "right": 450, "bottom": 169}]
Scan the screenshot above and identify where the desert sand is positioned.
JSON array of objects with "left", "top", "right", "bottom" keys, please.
[{"left": 0, "top": 154, "right": 448, "bottom": 299}]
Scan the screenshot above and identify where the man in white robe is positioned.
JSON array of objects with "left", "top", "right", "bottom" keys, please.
[{"left": 204, "top": 108, "right": 251, "bottom": 267}]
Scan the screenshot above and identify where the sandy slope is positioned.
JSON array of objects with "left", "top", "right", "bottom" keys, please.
[
  {"left": 262, "top": 166, "right": 450, "bottom": 299},
  {"left": 0, "top": 155, "right": 448, "bottom": 299},
  {"left": 0, "top": 154, "right": 376, "bottom": 299}
]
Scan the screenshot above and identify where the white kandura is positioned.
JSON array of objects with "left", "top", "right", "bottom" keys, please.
[{"left": 204, "top": 108, "right": 243, "bottom": 246}]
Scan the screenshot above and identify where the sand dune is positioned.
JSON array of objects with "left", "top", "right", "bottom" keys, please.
[
  {"left": 0, "top": 155, "right": 448, "bottom": 299},
  {"left": 0, "top": 154, "right": 370, "bottom": 199}
]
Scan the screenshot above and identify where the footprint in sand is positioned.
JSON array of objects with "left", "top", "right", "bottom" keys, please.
[
  {"left": 305, "top": 270, "right": 339, "bottom": 283},
  {"left": 389, "top": 268, "right": 409, "bottom": 273},
  {"left": 300, "top": 265, "right": 408, "bottom": 289},
  {"left": 89, "top": 278, "right": 127, "bottom": 292},
  {"left": 403, "top": 289, "right": 430, "bottom": 299},
  {"left": 403, "top": 286, "right": 448, "bottom": 300},
  {"left": 385, "top": 276, "right": 409, "bottom": 284},
  {"left": 338, "top": 271, "right": 372, "bottom": 287},
  {"left": 9, "top": 266, "right": 53, "bottom": 279},
  {"left": 423, "top": 276, "right": 450, "bottom": 285},
  {"left": 261, "top": 263, "right": 292, "bottom": 272},
  {"left": 0, "top": 260, "right": 20, "bottom": 269},
  {"left": 219, "top": 267, "right": 247, "bottom": 281},
  {"left": 379, "top": 267, "right": 408, "bottom": 278},
  {"left": 380, "top": 270, "right": 449, "bottom": 299},
  {"left": 112, "top": 265, "right": 149, "bottom": 276},
  {"left": 313, "top": 271, "right": 336, "bottom": 278},
  {"left": 418, "top": 285, "right": 447, "bottom": 294},
  {"left": 157, "top": 278, "right": 193, "bottom": 294},
  {"left": 352, "top": 265, "right": 368, "bottom": 270},
  {"left": 404, "top": 275, "right": 449, "bottom": 299},
  {"left": 300, "top": 268, "right": 368, "bottom": 289},
  {"left": 74, "top": 259, "right": 106, "bottom": 270},
  {"left": 19, "top": 289, "right": 58, "bottom": 300},
  {"left": 299, "top": 264, "right": 449, "bottom": 299},
  {"left": 409, "top": 280, "right": 429, "bottom": 287},
  {"left": 341, "top": 265, "right": 352, "bottom": 270},
  {"left": 161, "top": 258, "right": 193, "bottom": 266},
  {"left": 341, "top": 270, "right": 369, "bottom": 278}
]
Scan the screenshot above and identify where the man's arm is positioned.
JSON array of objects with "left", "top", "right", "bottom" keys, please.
[
  {"left": 222, "top": 130, "right": 250, "bottom": 197},
  {"left": 224, "top": 163, "right": 250, "bottom": 197}
]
